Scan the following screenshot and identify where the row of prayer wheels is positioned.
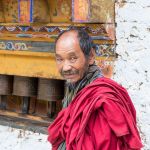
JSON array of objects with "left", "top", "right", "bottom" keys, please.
[{"left": 0, "top": 74, "right": 64, "bottom": 118}]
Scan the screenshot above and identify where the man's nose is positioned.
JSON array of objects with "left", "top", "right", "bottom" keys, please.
[{"left": 62, "top": 61, "right": 72, "bottom": 72}]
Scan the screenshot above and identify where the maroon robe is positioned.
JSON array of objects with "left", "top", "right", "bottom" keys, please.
[{"left": 48, "top": 77, "right": 143, "bottom": 150}]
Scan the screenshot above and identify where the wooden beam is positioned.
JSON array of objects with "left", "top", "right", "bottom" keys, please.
[
  {"left": 0, "top": 110, "right": 52, "bottom": 125},
  {"left": 0, "top": 110, "right": 54, "bottom": 134}
]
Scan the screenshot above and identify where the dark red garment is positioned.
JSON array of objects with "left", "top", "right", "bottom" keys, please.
[{"left": 48, "top": 77, "right": 143, "bottom": 150}]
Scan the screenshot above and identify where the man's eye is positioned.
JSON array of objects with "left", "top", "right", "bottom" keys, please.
[
  {"left": 70, "top": 57, "right": 77, "bottom": 62},
  {"left": 56, "top": 58, "right": 63, "bottom": 62}
]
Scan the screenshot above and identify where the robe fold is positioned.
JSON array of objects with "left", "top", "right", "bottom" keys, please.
[{"left": 48, "top": 77, "right": 143, "bottom": 150}]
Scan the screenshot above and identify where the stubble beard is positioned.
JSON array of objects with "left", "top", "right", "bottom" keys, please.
[{"left": 66, "top": 60, "right": 89, "bottom": 87}]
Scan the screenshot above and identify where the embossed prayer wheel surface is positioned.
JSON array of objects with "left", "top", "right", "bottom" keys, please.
[
  {"left": 37, "top": 78, "right": 64, "bottom": 101},
  {"left": 13, "top": 76, "right": 37, "bottom": 97},
  {"left": 0, "top": 75, "right": 13, "bottom": 95}
]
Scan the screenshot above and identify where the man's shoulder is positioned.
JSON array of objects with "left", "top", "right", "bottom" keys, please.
[
  {"left": 84, "top": 77, "right": 129, "bottom": 96},
  {"left": 91, "top": 77, "right": 125, "bottom": 89}
]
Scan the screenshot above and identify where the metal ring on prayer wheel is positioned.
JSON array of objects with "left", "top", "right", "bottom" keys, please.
[
  {"left": 37, "top": 78, "right": 64, "bottom": 101},
  {"left": 13, "top": 76, "right": 37, "bottom": 97}
]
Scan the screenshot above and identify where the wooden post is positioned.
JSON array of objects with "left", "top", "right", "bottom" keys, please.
[
  {"left": 22, "top": 97, "right": 30, "bottom": 114},
  {"left": 0, "top": 95, "right": 7, "bottom": 110},
  {"left": 47, "top": 101, "right": 56, "bottom": 118}
]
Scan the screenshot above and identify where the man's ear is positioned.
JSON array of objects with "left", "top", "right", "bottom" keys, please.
[{"left": 89, "top": 48, "right": 95, "bottom": 65}]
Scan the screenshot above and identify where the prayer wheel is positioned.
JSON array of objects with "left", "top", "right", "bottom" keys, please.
[
  {"left": 13, "top": 76, "right": 37, "bottom": 97},
  {"left": 0, "top": 75, "right": 12, "bottom": 95},
  {"left": 13, "top": 76, "right": 37, "bottom": 114},
  {"left": 37, "top": 78, "right": 64, "bottom": 117},
  {"left": 0, "top": 75, "right": 13, "bottom": 110},
  {"left": 37, "top": 78, "right": 64, "bottom": 101}
]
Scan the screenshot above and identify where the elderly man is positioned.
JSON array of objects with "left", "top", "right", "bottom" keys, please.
[{"left": 48, "top": 27, "right": 142, "bottom": 150}]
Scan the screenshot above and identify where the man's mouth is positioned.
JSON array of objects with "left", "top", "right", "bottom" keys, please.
[
  {"left": 63, "top": 74, "right": 77, "bottom": 79},
  {"left": 61, "top": 70, "right": 79, "bottom": 80}
]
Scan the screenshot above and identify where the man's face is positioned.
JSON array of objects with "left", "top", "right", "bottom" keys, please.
[{"left": 55, "top": 31, "right": 89, "bottom": 83}]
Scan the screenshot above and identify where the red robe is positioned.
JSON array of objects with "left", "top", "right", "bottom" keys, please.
[{"left": 48, "top": 77, "right": 143, "bottom": 150}]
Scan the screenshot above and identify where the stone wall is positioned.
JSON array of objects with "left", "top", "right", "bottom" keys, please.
[{"left": 114, "top": 0, "right": 150, "bottom": 149}]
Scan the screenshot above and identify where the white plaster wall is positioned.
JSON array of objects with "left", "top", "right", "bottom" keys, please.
[{"left": 114, "top": 0, "right": 150, "bottom": 149}]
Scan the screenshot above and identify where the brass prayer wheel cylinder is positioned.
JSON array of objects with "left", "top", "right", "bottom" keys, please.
[
  {"left": 37, "top": 78, "right": 64, "bottom": 101},
  {"left": 0, "top": 75, "right": 13, "bottom": 95},
  {"left": 13, "top": 76, "right": 37, "bottom": 97}
]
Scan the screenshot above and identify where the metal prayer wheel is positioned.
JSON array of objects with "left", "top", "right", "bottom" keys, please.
[
  {"left": 37, "top": 78, "right": 64, "bottom": 101},
  {"left": 0, "top": 75, "right": 13, "bottom": 110},
  {"left": 0, "top": 75, "right": 13, "bottom": 95},
  {"left": 13, "top": 76, "right": 37, "bottom": 97},
  {"left": 37, "top": 78, "right": 64, "bottom": 118},
  {"left": 13, "top": 76, "right": 38, "bottom": 114}
]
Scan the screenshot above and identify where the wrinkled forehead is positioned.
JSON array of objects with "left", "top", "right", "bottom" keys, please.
[{"left": 55, "top": 31, "right": 79, "bottom": 50}]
